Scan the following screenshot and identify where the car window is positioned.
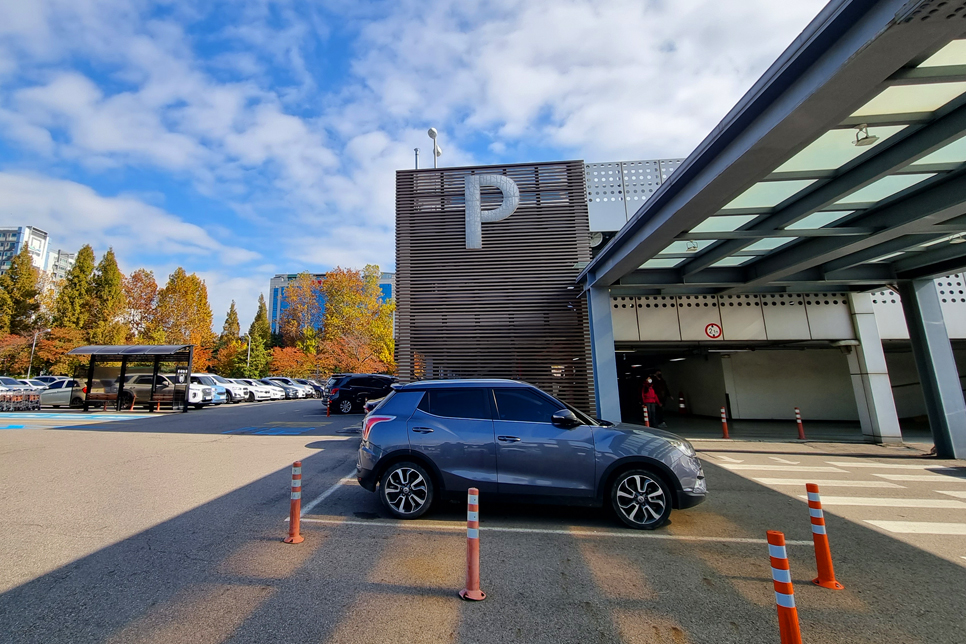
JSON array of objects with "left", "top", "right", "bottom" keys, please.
[
  {"left": 134, "top": 376, "right": 152, "bottom": 384},
  {"left": 493, "top": 388, "right": 560, "bottom": 423},
  {"left": 0, "top": 377, "right": 18, "bottom": 385},
  {"left": 47, "top": 380, "right": 64, "bottom": 390},
  {"left": 417, "top": 388, "right": 490, "bottom": 420}
]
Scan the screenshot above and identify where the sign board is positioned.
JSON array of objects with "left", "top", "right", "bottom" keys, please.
[
  {"left": 465, "top": 174, "right": 520, "bottom": 249},
  {"left": 175, "top": 366, "right": 188, "bottom": 384},
  {"left": 705, "top": 323, "right": 722, "bottom": 339}
]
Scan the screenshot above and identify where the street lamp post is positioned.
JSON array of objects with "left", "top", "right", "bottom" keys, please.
[
  {"left": 27, "top": 329, "right": 49, "bottom": 379},
  {"left": 245, "top": 334, "right": 252, "bottom": 374},
  {"left": 428, "top": 128, "right": 442, "bottom": 168}
]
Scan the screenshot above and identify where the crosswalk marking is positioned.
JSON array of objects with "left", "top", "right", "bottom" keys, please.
[
  {"left": 752, "top": 478, "right": 903, "bottom": 488},
  {"left": 865, "top": 521, "right": 966, "bottom": 535},
  {"left": 873, "top": 473, "right": 966, "bottom": 482},
  {"left": 721, "top": 465, "right": 847, "bottom": 472},
  {"left": 825, "top": 461, "right": 949, "bottom": 470},
  {"left": 769, "top": 457, "right": 800, "bottom": 465},
  {"left": 936, "top": 491, "right": 966, "bottom": 499},
  {"left": 797, "top": 495, "right": 966, "bottom": 509},
  {"left": 704, "top": 453, "right": 743, "bottom": 463}
]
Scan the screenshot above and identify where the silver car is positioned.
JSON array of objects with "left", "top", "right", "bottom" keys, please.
[{"left": 357, "top": 379, "right": 705, "bottom": 529}]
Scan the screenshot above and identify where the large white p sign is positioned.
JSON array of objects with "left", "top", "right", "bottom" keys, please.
[{"left": 465, "top": 174, "right": 520, "bottom": 249}]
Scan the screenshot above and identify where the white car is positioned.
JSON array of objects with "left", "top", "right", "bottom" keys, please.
[
  {"left": 40, "top": 379, "right": 85, "bottom": 407},
  {"left": 18, "top": 379, "right": 49, "bottom": 391},
  {"left": 207, "top": 374, "right": 248, "bottom": 403},
  {"left": 0, "top": 376, "right": 31, "bottom": 391},
  {"left": 235, "top": 378, "right": 274, "bottom": 401},
  {"left": 257, "top": 379, "right": 287, "bottom": 400},
  {"left": 187, "top": 382, "right": 214, "bottom": 408},
  {"left": 268, "top": 377, "right": 312, "bottom": 398}
]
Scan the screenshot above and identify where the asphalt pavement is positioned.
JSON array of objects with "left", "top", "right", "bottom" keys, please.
[{"left": 1, "top": 401, "right": 965, "bottom": 643}]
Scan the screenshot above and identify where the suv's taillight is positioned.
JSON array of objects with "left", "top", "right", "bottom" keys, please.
[
  {"left": 362, "top": 415, "right": 395, "bottom": 442},
  {"left": 330, "top": 387, "right": 339, "bottom": 396}
]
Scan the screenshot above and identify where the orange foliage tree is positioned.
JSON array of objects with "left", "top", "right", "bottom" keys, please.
[{"left": 269, "top": 346, "right": 314, "bottom": 378}]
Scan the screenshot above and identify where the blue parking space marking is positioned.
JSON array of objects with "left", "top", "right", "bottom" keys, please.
[
  {"left": 0, "top": 413, "right": 155, "bottom": 421},
  {"left": 0, "top": 425, "right": 25, "bottom": 429},
  {"left": 222, "top": 426, "right": 316, "bottom": 436}
]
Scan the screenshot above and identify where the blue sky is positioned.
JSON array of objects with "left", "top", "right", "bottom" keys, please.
[{"left": 0, "top": 0, "right": 826, "bottom": 328}]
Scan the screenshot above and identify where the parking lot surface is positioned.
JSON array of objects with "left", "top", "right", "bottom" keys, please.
[{"left": 1, "top": 403, "right": 964, "bottom": 643}]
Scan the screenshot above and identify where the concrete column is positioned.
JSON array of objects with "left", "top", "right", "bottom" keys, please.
[
  {"left": 897, "top": 280, "right": 966, "bottom": 459},
  {"left": 586, "top": 286, "right": 622, "bottom": 423},
  {"left": 847, "top": 293, "right": 902, "bottom": 444}
]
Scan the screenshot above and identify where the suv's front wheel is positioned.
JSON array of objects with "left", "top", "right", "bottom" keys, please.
[
  {"left": 379, "top": 462, "right": 433, "bottom": 519},
  {"left": 338, "top": 398, "right": 353, "bottom": 414},
  {"left": 611, "top": 469, "right": 672, "bottom": 529}
]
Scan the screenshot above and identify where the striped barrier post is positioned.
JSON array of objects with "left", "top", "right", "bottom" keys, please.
[
  {"left": 459, "top": 487, "right": 486, "bottom": 601},
  {"left": 806, "top": 483, "right": 844, "bottom": 589},
  {"left": 767, "top": 530, "right": 803, "bottom": 644},
  {"left": 795, "top": 407, "right": 805, "bottom": 440},
  {"left": 720, "top": 406, "right": 730, "bottom": 439},
  {"left": 642, "top": 405, "right": 650, "bottom": 427},
  {"left": 678, "top": 393, "right": 687, "bottom": 415},
  {"left": 326, "top": 400, "right": 330, "bottom": 417},
  {"left": 283, "top": 461, "right": 304, "bottom": 544}
]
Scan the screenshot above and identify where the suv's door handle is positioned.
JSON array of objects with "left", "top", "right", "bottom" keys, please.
[
  {"left": 411, "top": 427, "right": 434, "bottom": 434},
  {"left": 497, "top": 435, "right": 521, "bottom": 442}
]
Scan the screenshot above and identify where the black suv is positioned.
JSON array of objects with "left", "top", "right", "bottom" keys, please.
[{"left": 324, "top": 374, "right": 396, "bottom": 414}]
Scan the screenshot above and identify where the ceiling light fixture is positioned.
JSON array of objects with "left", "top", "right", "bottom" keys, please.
[
  {"left": 686, "top": 240, "right": 699, "bottom": 252},
  {"left": 951, "top": 234, "right": 966, "bottom": 244},
  {"left": 853, "top": 124, "right": 879, "bottom": 147},
  {"left": 669, "top": 358, "right": 686, "bottom": 362}
]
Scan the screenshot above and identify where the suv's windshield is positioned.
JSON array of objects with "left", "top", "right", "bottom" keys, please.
[
  {"left": 211, "top": 375, "right": 231, "bottom": 384},
  {"left": 0, "top": 377, "right": 19, "bottom": 385}
]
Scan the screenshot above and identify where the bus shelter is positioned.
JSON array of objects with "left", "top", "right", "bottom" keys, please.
[{"left": 66, "top": 345, "right": 195, "bottom": 413}]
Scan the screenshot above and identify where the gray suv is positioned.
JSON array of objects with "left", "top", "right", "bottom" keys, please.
[{"left": 357, "top": 379, "right": 705, "bottom": 529}]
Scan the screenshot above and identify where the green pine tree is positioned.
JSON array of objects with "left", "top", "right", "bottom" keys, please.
[
  {"left": 221, "top": 301, "right": 240, "bottom": 340},
  {"left": 0, "top": 287, "right": 11, "bottom": 334},
  {"left": 248, "top": 294, "right": 272, "bottom": 349},
  {"left": 245, "top": 335, "right": 270, "bottom": 378},
  {"left": 88, "top": 248, "right": 127, "bottom": 344},
  {"left": 53, "top": 245, "right": 96, "bottom": 329},
  {"left": 0, "top": 243, "right": 40, "bottom": 334}
]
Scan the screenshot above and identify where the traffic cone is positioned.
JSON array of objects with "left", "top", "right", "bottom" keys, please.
[
  {"left": 767, "top": 530, "right": 803, "bottom": 644},
  {"left": 678, "top": 392, "right": 687, "bottom": 415},
  {"left": 806, "top": 483, "right": 844, "bottom": 589}
]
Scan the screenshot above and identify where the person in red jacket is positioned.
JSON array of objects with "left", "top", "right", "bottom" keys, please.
[{"left": 641, "top": 376, "right": 663, "bottom": 427}]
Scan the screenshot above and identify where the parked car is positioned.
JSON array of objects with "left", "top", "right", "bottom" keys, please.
[
  {"left": 191, "top": 374, "right": 227, "bottom": 405},
  {"left": 267, "top": 377, "right": 312, "bottom": 398},
  {"left": 294, "top": 378, "right": 324, "bottom": 398},
  {"left": 33, "top": 376, "right": 68, "bottom": 386},
  {"left": 18, "top": 379, "right": 49, "bottom": 391},
  {"left": 262, "top": 378, "right": 300, "bottom": 399},
  {"left": 0, "top": 376, "right": 32, "bottom": 390},
  {"left": 40, "top": 379, "right": 85, "bottom": 407},
  {"left": 325, "top": 373, "right": 396, "bottom": 414},
  {"left": 208, "top": 374, "right": 248, "bottom": 403},
  {"left": 357, "top": 379, "right": 706, "bottom": 530},
  {"left": 187, "top": 382, "right": 214, "bottom": 408},
  {"left": 234, "top": 378, "right": 274, "bottom": 401}
]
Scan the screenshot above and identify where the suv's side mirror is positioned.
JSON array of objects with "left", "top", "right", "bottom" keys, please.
[{"left": 552, "top": 409, "right": 582, "bottom": 429}]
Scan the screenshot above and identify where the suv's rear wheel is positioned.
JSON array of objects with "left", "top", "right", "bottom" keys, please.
[
  {"left": 338, "top": 398, "right": 353, "bottom": 414},
  {"left": 225, "top": 391, "right": 234, "bottom": 404},
  {"left": 379, "top": 462, "right": 433, "bottom": 519},
  {"left": 611, "top": 469, "right": 672, "bottom": 530}
]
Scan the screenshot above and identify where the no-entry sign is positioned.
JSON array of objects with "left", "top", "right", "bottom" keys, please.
[{"left": 705, "top": 323, "right": 722, "bottom": 339}]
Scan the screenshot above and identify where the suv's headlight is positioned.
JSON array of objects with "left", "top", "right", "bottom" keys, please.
[{"left": 667, "top": 438, "right": 696, "bottom": 458}]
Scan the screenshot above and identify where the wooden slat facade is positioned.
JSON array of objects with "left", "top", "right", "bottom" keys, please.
[{"left": 395, "top": 160, "right": 595, "bottom": 412}]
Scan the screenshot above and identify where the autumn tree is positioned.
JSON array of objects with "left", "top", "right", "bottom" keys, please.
[
  {"left": 0, "top": 334, "right": 30, "bottom": 375},
  {"left": 88, "top": 248, "right": 127, "bottom": 345},
  {"left": 123, "top": 269, "right": 158, "bottom": 341},
  {"left": 53, "top": 244, "right": 96, "bottom": 329},
  {"left": 221, "top": 301, "right": 240, "bottom": 341},
  {"left": 155, "top": 268, "right": 215, "bottom": 369},
  {"left": 319, "top": 265, "right": 395, "bottom": 374},
  {"left": 0, "top": 287, "right": 11, "bottom": 335},
  {"left": 278, "top": 273, "right": 322, "bottom": 353},
  {"left": 269, "top": 346, "right": 313, "bottom": 378},
  {"left": 34, "top": 327, "right": 86, "bottom": 376},
  {"left": 0, "top": 244, "right": 41, "bottom": 335}
]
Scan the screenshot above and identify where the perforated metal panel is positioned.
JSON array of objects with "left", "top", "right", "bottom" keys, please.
[
  {"left": 760, "top": 294, "right": 810, "bottom": 339},
  {"left": 936, "top": 274, "right": 966, "bottom": 337},
  {"left": 677, "top": 295, "right": 723, "bottom": 341},
  {"left": 611, "top": 296, "right": 641, "bottom": 341},
  {"left": 718, "top": 294, "right": 767, "bottom": 340},
  {"left": 802, "top": 293, "right": 855, "bottom": 340},
  {"left": 659, "top": 159, "right": 683, "bottom": 183},
  {"left": 636, "top": 296, "right": 682, "bottom": 341},
  {"left": 871, "top": 288, "right": 908, "bottom": 339},
  {"left": 586, "top": 162, "right": 627, "bottom": 231},
  {"left": 621, "top": 160, "right": 662, "bottom": 217}
]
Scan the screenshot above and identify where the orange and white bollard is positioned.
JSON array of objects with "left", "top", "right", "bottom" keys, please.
[
  {"left": 806, "top": 483, "right": 844, "bottom": 589},
  {"left": 795, "top": 407, "right": 805, "bottom": 440},
  {"left": 720, "top": 406, "right": 730, "bottom": 439},
  {"left": 459, "top": 487, "right": 486, "bottom": 601},
  {"left": 283, "top": 461, "right": 304, "bottom": 544},
  {"left": 326, "top": 400, "right": 331, "bottom": 417},
  {"left": 678, "top": 393, "right": 687, "bottom": 415},
  {"left": 642, "top": 405, "right": 650, "bottom": 427},
  {"left": 767, "top": 530, "right": 803, "bottom": 644}
]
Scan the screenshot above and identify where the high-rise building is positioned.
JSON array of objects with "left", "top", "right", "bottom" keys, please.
[
  {"left": 269, "top": 272, "right": 395, "bottom": 333},
  {"left": 0, "top": 226, "right": 49, "bottom": 275},
  {"left": 45, "top": 249, "right": 77, "bottom": 282}
]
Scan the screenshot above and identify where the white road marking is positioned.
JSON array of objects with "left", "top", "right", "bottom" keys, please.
[
  {"left": 865, "top": 520, "right": 966, "bottom": 535},
  {"left": 825, "top": 461, "right": 951, "bottom": 470},
  {"left": 873, "top": 474, "right": 966, "bottom": 482},
  {"left": 705, "top": 453, "right": 744, "bottom": 463},
  {"left": 936, "top": 491, "right": 966, "bottom": 499},
  {"left": 298, "top": 518, "right": 812, "bottom": 545},
  {"left": 721, "top": 465, "right": 847, "bottom": 472},
  {"left": 753, "top": 478, "right": 904, "bottom": 488},
  {"left": 769, "top": 457, "right": 800, "bottom": 465},
  {"left": 298, "top": 468, "right": 357, "bottom": 517},
  {"left": 796, "top": 495, "right": 966, "bottom": 509}
]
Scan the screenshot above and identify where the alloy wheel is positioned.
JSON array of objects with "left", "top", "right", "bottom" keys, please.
[
  {"left": 339, "top": 399, "right": 352, "bottom": 414},
  {"left": 383, "top": 466, "right": 429, "bottom": 515},
  {"left": 614, "top": 473, "right": 668, "bottom": 528}
]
